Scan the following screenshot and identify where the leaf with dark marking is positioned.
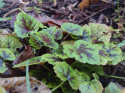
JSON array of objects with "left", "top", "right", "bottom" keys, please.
[
  {"left": 13, "top": 56, "right": 43, "bottom": 67},
  {"left": 61, "top": 23, "right": 83, "bottom": 36},
  {"left": 14, "top": 11, "right": 46, "bottom": 38},
  {"left": 0, "top": 48, "right": 15, "bottom": 60},
  {"left": 54, "top": 62, "right": 79, "bottom": 90},
  {"left": 0, "top": 58, "right": 7, "bottom": 73},
  {"left": 63, "top": 40, "right": 100, "bottom": 65},
  {"left": 98, "top": 43, "right": 122, "bottom": 65},
  {"left": 36, "top": 31, "right": 58, "bottom": 49}
]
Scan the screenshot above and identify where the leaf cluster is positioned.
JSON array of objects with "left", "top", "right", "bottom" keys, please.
[{"left": 0, "top": 10, "right": 123, "bottom": 93}]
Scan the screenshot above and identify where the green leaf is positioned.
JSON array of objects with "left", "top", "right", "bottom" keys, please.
[
  {"left": 72, "top": 63, "right": 104, "bottom": 75},
  {"left": 104, "top": 82, "right": 122, "bottom": 93},
  {"left": 61, "top": 40, "right": 75, "bottom": 46},
  {"left": 41, "top": 54, "right": 62, "bottom": 65},
  {"left": 61, "top": 23, "right": 83, "bottom": 36},
  {"left": 53, "top": 28, "right": 63, "bottom": 40},
  {"left": 95, "top": 45, "right": 111, "bottom": 65},
  {"left": 13, "top": 56, "right": 43, "bottom": 67},
  {"left": 118, "top": 40, "right": 125, "bottom": 47},
  {"left": 54, "top": 62, "right": 79, "bottom": 90},
  {"left": 99, "top": 43, "right": 122, "bottom": 65},
  {"left": 29, "top": 34, "right": 44, "bottom": 49},
  {"left": 42, "top": 76, "right": 61, "bottom": 88},
  {"left": 75, "top": 70, "right": 103, "bottom": 93},
  {"left": 82, "top": 24, "right": 92, "bottom": 42},
  {"left": 0, "top": 35, "right": 22, "bottom": 49},
  {"left": 36, "top": 31, "right": 58, "bottom": 49},
  {"left": 61, "top": 81, "right": 76, "bottom": 93},
  {"left": 0, "top": 0, "right": 5, "bottom": 8},
  {"left": 89, "top": 23, "right": 111, "bottom": 43},
  {"left": 63, "top": 40, "right": 100, "bottom": 65},
  {"left": 0, "top": 48, "right": 15, "bottom": 60},
  {"left": 14, "top": 11, "right": 45, "bottom": 38},
  {"left": 79, "top": 79, "right": 103, "bottom": 93},
  {"left": 92, "top": 73, "right": 99, "bottom": 80},
  {"left": 43, "top": 26, "right": 63, "bottom": 40},
  {"left": 0, "top": 59, "right": 7, "bottom": 73}
]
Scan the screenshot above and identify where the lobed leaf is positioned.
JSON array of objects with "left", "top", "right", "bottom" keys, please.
[
  {"left": 54, "top": 62, "right": 79, "bottom": 90},
  {"left": 104, "top": 82, "right": 122, "bottom": 93},
  {"left": 61, "top": 23, "right": 83, "bottom": 36},
  {"left": 36, "top": 31, "right": 58, "bottom": 49},
  {"left": 0, "top": 35, "right": 22, "bottom": 49},
  {"left": 14, "top": 11, "right": 45, "bottom": 38},
  {"left": 0, "top": 48, "right": 15, "bottom": 61},
  {"left": 42, "top": 27, "right": 63, "bottom": 40},
  {"left": 89, "top": 23, "right": 111, "bottom": 43},
  {"left": 75, "top": 70, "right": 103, "bottom": 93},
  {"left": 79, "top": 79, "right": 103, "bottom": 93},
  {"left": 95, "top": 45, "right": 111, "bottom": 65},
  {"left": 99, "top": 43, "right": 122, "bottom": 65},
  {"left": 63, "top": 40, "right": 100, "bottom": 65},
  {"left": 13, "top": 56, "right": 43, "bottom": 67}
]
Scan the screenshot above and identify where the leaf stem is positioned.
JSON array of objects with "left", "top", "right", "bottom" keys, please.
[
  {"left": 51, "top": 81, "right": 65, "bottom": 92},
  {"left": 100, "top": 74, "right": 125, "bottom": 80}
]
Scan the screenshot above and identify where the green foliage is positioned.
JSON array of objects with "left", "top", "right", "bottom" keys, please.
[
  {"left": 0, "top": 35, "right": 22, "bottom": 50},
  {"left": 118, "top": 40, "right": 125, "bottom": 47},
  {"left": 63, "top": 40, "right": 100, "bottom": 65},
  {"left": 14, "top": 11, "right": 46, "bottom": 38},
  {"left": 98, "top": 43, "right": 122, "bottom": 65},
  {"left": 0, "top": 0, "right": 5, "bottom": 8},
  {"left": 13, "top": 56, "right": 43, "bottom": 67},
  {"left": 61, "top": 23, "right": 83, "bottom": 36},
  {"left": 1, "top": 11, "right": 122, "bottom": 92},
  {"left": 103, "top": 82, "right": 122, "bottom": 93},
  {"left": 36, "top": 31, "right": 59, "bottom": 49},
  {"left": 54, "top": 62, "right": 79, "bottom": 90},
  {"left": 0, "top": 49, "right": 15, "bottom": 73}
]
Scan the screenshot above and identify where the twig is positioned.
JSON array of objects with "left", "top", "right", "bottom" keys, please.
[
  {"left": 3, "top": 8, "right": 20, "bottom": 18},
  {"left": 78, "top": 7, "right": 110, "bottom": 24}
]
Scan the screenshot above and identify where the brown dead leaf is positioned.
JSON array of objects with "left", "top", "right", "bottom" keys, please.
[
  {"left": 0, "top": 76, "right": 51, "bottom": 93},
  {"left": 12, "top": 45, "right": 34, "bottom": 67},
  {"left": 78, "top": 0, "right": 99, "bottom": 10}
]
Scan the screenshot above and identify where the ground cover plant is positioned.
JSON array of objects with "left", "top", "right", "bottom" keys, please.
[{"left": 0, "top": 0, "right": 125, "bottom": 93}]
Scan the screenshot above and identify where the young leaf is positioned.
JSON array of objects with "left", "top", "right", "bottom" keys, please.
[
  {"left": 14, "top": 11, "right": 45, "bottom": 38},
  {"left": 54, "top": 62, "right": 79, "bottom": 90},
  {"left": 0, "top": 59, "right": 7, "bottom": 73},
  {"left": 104, "top": 82, "right": 122, "bottom": 93},
  {"left": 36, "top": 31, "right": 58, "bottom": 49},
  {"left": 61, "top": 23, "right": 83, "bottom": 36},
  {"left": 98, "top": 43, "right": 122, "bottom": 65},
  {"left": 0, "top": 35, "right": 22, "bottom": 49},
  {"left": 0, "top": 48, "right": 15, "bottom": 61},
  {"left": 63, "top": 40, "right": 100, "bottom": 65},
  {"left": 13, "top": 56, "right": 43, "bottom": 67}
]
